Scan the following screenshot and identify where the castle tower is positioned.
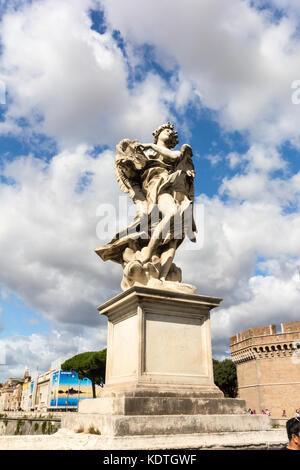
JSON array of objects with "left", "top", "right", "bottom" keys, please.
[{"left": 230, "top": 321, "right": 300, "bottom": 419}]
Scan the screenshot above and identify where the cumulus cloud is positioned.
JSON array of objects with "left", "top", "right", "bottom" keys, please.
[
  {"left": 0, "top": 326, "right": 107, "bottom": 382},
  {"left": 0, "top": 146, "right": 126, "bottom": 327},
  {"left": 101, "top": 0, "right": 300, "bottom": 146},
  {"left": 0, "top": 145, "right": 120, "bottom": 379},
  {"left": 0, "top": 0, "right": 171, "bottom": 147}
]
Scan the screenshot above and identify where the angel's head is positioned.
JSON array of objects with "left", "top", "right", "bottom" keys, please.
[{"left": 152, "top": 122, "right": 179, "bottom": 149}]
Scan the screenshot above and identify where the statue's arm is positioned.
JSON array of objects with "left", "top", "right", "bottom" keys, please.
[{"left": 140, "top": 143, "right": 181, "bottom": 161}]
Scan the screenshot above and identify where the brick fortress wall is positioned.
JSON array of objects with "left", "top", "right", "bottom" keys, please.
[{"left": 230, "top": 322, "right": 300, "bottom": 418}]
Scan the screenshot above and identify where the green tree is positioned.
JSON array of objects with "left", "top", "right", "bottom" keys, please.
[
  {"left": 213, "top": 358, "right": 237, "bottom": 398},
  {"left": 61, "top": 349, "right": 106, "bottom": 398}
]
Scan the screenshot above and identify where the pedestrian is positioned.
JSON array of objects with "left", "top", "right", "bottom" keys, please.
[
  {"left": 266, "top": 409, "right": 271, "bottom": 417},
  {"left": 282, "top": 417, "right": 300, "bottom": 450},
  {"left": 282, "top": 410, "right": 287, "bottom": 417},
  {"left": 262, "top": 410, "right": 266, "bottom": 415}
]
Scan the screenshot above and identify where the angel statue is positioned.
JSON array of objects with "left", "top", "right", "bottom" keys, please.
[{"left": 95, "top": 122, "right": 197, "bottom": 294}]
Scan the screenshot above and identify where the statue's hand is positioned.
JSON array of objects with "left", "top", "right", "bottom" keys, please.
[
  {"left": 139, "top": 143, "right": 158, "bottom": 159},
  {"left": 140, "top": 143, "right": 154, "bottom": 150}
]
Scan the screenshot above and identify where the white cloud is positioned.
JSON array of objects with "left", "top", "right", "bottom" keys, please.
[
  {"left": 174, "top": 162, "right": 300, "bottom": 357},
  {"left": 244, "top": 145, "right": 286, "bottom": 173},
  {"left": 0, "top": 146, "right": 124, "bottom": 328},
  {"left": 5, "top": 0, "right": 300, "bottom": 149},
  {"left": 204, "top": 153, "right": 222, "bottom": 166},
  {"left": 212, "top": 270, "right": 300, "bottom": 349},
  {"left": 0, "top": 326, "right": 107, "bottom": 382},
  {"left": 101, "top": 0, "right": 300, "bottom": 147},
  {"left": 0, "top": 0, "right": 171, "bottom": 147},
  {"left": 0, "top": 144, "right": 120, "bottom": 379}
]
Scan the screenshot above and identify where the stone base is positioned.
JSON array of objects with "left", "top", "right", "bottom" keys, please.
[
  {"left": 60, "top": 390, "right": 271, "bottom": 438},
  {"left": 78, "top": 396, "right": 247, "bottom": 416},
  {"left": 76, "top": 286, "right": 273, "bottom": 442},
  {"left": 62, "top": 394, "right": 271, "bottom": 438},
  {"left": 62, "top": 412, "right": 271, "bottom": 437}
]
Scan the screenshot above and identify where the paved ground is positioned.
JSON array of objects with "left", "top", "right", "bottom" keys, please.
[{"left": 0, "top": 428, "right": 287, "bottom": 450}]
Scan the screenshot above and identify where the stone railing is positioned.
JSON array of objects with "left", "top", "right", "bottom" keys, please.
[{"left": 0, "top": 415, "right": 61, "bottom": 436}]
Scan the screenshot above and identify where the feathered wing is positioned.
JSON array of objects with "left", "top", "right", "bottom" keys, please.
[
  {"left": 177, "top": 144, "right": 195, "bottom": 175},
  {"left": 95, "top": 140, "right": 149, "bottom": 265},
  {"left": 114, "top": 139, "right": 133, "bottom": 195},
  {"left": 178, "top": 144, "right": 197, "bottom": 236},
  {"left": 114, "top": 159, "right": 131, "bottom": 195},
  {"left": 176, "top": 144, "right": 195, "bottom": 199},
  {"left": 114, "top": 139, "right": 148, "bottom": 204}
]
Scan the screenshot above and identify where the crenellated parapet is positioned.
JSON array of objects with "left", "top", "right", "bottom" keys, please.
[
  {"left": 231, "top": 342, "right": 299, "bottom": 364},
  {"left": 230, "top": 321, "right": 300, "bottom": 418},
  {"left": 230, "top": 321, "right": 300, "bottom": 364}
]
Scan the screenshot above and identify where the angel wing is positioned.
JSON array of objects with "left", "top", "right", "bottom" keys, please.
[
  {"left": 175, "top": 143, "right": 197, "bottom": 236},
  {"left": 114, "top": 139, "right": 148, "bottom": 204},
  {"left": 175, "top": 144, "right": 195, "bottom": 176}
]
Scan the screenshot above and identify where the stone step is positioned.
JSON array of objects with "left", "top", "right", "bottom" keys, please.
[
  {"left": 62, "top": 413, "right": 271, "bottom": 437},
  {"left": 79, "top": 396, "right": 246, "bottom": 416}
]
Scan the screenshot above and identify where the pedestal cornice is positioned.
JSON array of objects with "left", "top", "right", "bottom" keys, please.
[{"left": 98, "top": 285, "right": 223, "bottom": 318}]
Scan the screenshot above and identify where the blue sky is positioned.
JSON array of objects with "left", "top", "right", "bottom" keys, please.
[
  {"left": 1, "top": 0, "right": 300, "bottom": 380},
  {"left": 0, "top": 290, "right": 50, "bottom": 337}
]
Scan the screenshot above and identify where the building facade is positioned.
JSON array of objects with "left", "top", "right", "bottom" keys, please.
[
  {"left": 20, "top": 375, "right": 32, "bottom": 411},
  {"left": 0, "top": 377, "right": 25, "bottom": 411},
  {"left": 21, "top": 368, "right": 94, "bottom": 411},
  {"left": 230, "top": 321, "right": 300, "bottom": 418},
  {"left": 34, "top": 370, "right": 52, "bottom": 411},
  {"left": 1, "top": 360, "right": 99, "bottom": 412}
]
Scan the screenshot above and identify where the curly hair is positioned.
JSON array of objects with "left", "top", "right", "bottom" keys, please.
[{"left": 152, "top": 122, "right": 179, "bottom": 149}]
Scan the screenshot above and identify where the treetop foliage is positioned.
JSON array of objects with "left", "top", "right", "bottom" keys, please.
[
  {"left": 213, "top": 358, "right": 237, "bottom": 398},
  {"left": 61, "top": 349, "right": 106, "bottom": 383}
]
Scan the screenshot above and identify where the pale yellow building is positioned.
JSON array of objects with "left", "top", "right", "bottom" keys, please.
[
  {"left": 34, "top": 370, "right": 51, "bottom": 411},
  {"left": 20, "top": 371, "right": 31, "bottom": 411},
  {"left": 0, "top": 377, "right": 24, "bottom": 411}
]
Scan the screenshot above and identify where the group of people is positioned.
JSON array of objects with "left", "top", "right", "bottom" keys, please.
[
  {"left": 248, "top": 408, "right": 300, "bottom": 419},
  {"left": 247, "top": 408, "right": 271, "bottom": 416}
]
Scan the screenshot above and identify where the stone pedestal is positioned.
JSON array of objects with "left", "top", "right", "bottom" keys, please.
[
  {"left": 62, "top": 286, "right": 272, "bottom": 439},
  {"left": 101, "top": 286, "right": 222, "bottom": 398}
]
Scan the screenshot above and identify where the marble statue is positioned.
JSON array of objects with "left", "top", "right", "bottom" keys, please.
[{"left": 95, "top": 122, "right": 197, "bottom": 293}]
